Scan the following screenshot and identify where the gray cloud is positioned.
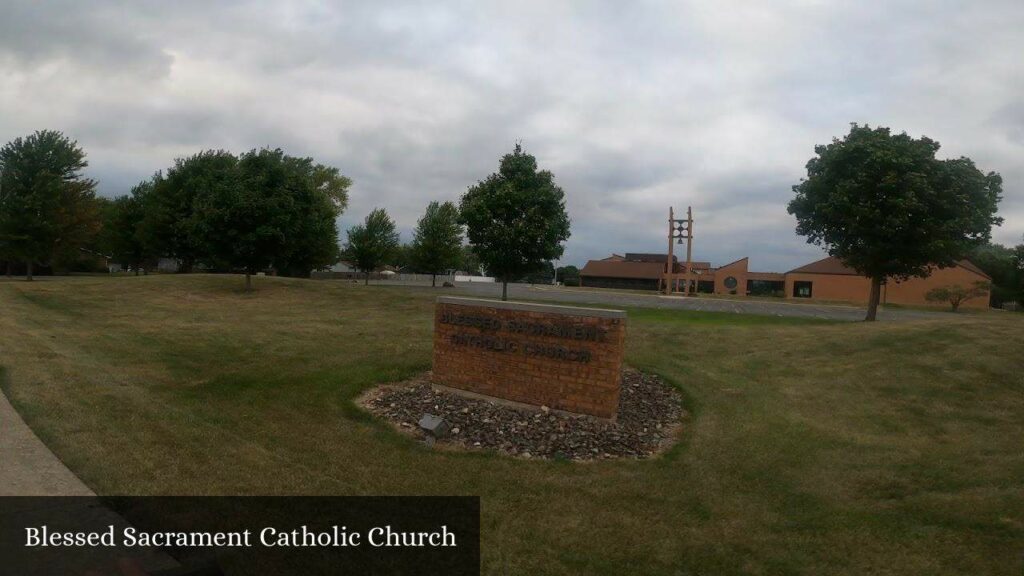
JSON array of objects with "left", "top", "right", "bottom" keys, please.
[{"left": 1, "top": 0, "right": 1021, "bottom": 271}]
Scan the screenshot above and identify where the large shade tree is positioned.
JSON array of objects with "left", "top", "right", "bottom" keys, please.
[
  {"left": 189, "top": 148, "right": 347, "bottom": 290},
  {"left": 0, "top": 130, "right": 98, "bottom": 280},
  {"left": 788, "top": 124, "right": 1002, "bottom": 320},
  {"left": 411, "top": 201, "right": 463, "bottom": 286},
  {"left": 344, "top": 208, "right": 399, "bottom": 285},
  {"left": 270, "top": 157, "right": 349, "bottom": 277},
  {"left": 459, "top": 144, "right": 570, "bottom": 300},
  {"left": 144, "top": 151, "right": 238, "bottom": 272}
]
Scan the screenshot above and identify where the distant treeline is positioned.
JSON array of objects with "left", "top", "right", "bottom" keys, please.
[{"left": 0, "top": 132, "right": 570, "bottom": 297}]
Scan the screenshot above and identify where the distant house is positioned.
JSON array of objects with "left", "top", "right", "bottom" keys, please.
[
  {"left": 157, "top": 258, "right": 180, "bottom": 273},
  {"left": 328, "top": 260, "right": 358, "bottom": 273}
]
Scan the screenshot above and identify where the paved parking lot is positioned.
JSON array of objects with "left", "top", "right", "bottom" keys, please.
[{"left": 447, "top": 282, "right": 948, "bottom": 322}]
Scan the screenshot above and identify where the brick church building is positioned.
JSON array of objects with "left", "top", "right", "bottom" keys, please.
[{"left": 579, "top": 253, "right": 992, "bottom": 309}]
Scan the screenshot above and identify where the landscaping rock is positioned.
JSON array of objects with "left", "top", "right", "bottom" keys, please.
[
  {"left": 418, "top": 413, "right": 450, "bottom": 438},
  {"left": 365, "top": 368, "right": 683, "bottom": 461}
]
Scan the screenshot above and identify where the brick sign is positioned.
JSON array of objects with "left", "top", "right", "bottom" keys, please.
[{"left": 432, "top": 297, "right": 626, "bottom": 419}]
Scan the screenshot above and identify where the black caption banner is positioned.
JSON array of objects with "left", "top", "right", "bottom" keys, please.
[{"left": 0, "top": 496, "right": 480, "bottom": 576}]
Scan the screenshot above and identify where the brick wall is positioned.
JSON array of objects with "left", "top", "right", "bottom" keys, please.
[
  {"left": 432, "top": 297, "right": 626, "bottom": 419},
  {"left": 883, "top": 265, "right": 991, "bottom": 309},
  {"left": 785, "top": 272, "right": 873, "bottom": 302},
  {"left": 784, "top": 265, "right": 991, "bottom": 308},
  {"left": 714, "top": 257, "right": 748, "bottom": 295}
]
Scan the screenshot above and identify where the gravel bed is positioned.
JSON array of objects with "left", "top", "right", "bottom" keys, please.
[{"left": 362, "top": 368, "right": 683, "bottom": 460}]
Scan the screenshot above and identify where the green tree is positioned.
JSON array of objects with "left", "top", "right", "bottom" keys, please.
[
  {"left": 459, "top": 144, "right": 571, "bottom": 300},
  {"left": 411, "top": 201, "right": 463, "bottom": 286},
  {"left": 556, "top": 264, "right": 580, "bottom": 286},
  {"left": 189, "top": 148, "right": 346, "bottom": 290},
  {"left": 272, "top": 160, "right": 348, "bottom": 277},
  {"left": 788, "top": 124, "right": 1002, "bottom": 321},
  {"left": 99, "top": 182, "right": 154, "bottom": 275},
  {"left": 344, "top": 208, "right": 399, "bottom": 285},
  {"left": 51, "top": 179, "right": 103, "bottom": 273},
  {"left": 382, "top": 243, "right": 412, "bottom": 271},
  {"left": 522, "top": 261, "right": 555, "bottom": 284},
  {"left": 145, "top": 151, "right": 238, "bottom": 272},
  {"left": 459, "top": 245, "right": 484, "bottom": 276},
  {"left": 968, "top": 242, "right": 1022, "bottom": 307},
  {"left": 0, "top": 130, "right": 98, "bottom": 280},
  {"left": 312, "top": 164, "right": 351, "bottom": 213},
  {"left": 925, "top": 281, "right": 991, "bottom": 312}
]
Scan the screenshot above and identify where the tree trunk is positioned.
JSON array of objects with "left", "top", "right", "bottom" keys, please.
[
  {"left": 135, "top": 267, "right": 140, "bottom": 276},
  {"left": 502, "top": 280, "right": 508, "bottom": 301},
  {"left": 432, "top": 273, "right": 437, "bottom": 287},
  {"left": 26, "top": 261, "right": 33, "bottom": 282},
  {"left": 865, "top": 276, "right": 882, "bottom": 321},
  {"left": 245, "top": 270, "right": 252, "bottom": 292},
  {"left": 365, "top": 271, "right": 369, "bottom": 285}
]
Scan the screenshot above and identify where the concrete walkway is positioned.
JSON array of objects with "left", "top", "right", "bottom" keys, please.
[
  {"left": 0, "top": 387, "right": 93, "bottom": 496},
  {"left": 0, "top": 388, "right": 184, "bottom": 574}
]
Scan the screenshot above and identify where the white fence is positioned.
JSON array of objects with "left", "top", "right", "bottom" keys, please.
[
  {"left": 312, "top": 271, "right": 498, "bottom": 284},
  {"left": 389, "top": 273, "right": 456, "bottom": 283},
  {"left": 312, "top": 271, "right": 456, "bottom": 283}
]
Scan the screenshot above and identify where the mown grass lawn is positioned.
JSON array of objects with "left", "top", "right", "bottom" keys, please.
[{"left": 1, "top": 275, "right": 1021, "bottom": 575}]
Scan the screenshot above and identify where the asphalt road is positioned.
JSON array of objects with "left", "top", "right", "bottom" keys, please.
[{"left": 444, "top": 282, "right": 948, "bottom": 322}]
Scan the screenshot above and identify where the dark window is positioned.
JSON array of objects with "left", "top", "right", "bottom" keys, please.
[
  {"left": 723, "top": 276, "right": 738, "bottom": 290},
  {"left": 748, "top": 279, "right": 786, "bottom": 297},
  {"left": 793, "top": 281, "right": 813, "bottom": 298}
]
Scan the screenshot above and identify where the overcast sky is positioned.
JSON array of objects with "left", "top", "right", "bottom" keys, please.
[{"left": 1, "top": 1, "right": 1021, "bottom": 270}]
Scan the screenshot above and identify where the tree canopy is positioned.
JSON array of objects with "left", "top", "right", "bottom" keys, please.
[
  {"left": 411, "top": 201, "right": 463, "bottom": 286},
  {"left": 788, "top": 124, "right": 1002, "bottom": 320},
  {"left": 145, "top": 151, "right": 238, "bottom": 272},
  {"left": 344, "top": 208, "right": 399, "bottom": 284},
  {"left": 557, "top": 264, "right": 581, "bottom": 286},
  {"left": 459, "top": 144, "right": 570, "bottom": 300},
  {"left": 98, "top": 182, "right": 154, "bottom": 274},
  {"left": 458, "top": 245, "right": 484, "bottom": 276},
  {"left": 969, "top": 241, "right": 1023, "bottom": 307},
  {"left": 186, "top": 148, "right": 347, "bottom": 290},
  {"left": 0, "top": 130, "right": 99, "bottom": 279},
  {"left": 0, "top": 134, "right": 350, "bottom": 286}
]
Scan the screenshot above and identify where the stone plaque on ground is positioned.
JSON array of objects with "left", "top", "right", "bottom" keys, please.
[{"left": 432, "top": 296, "right": 626, "bottom": 419}]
